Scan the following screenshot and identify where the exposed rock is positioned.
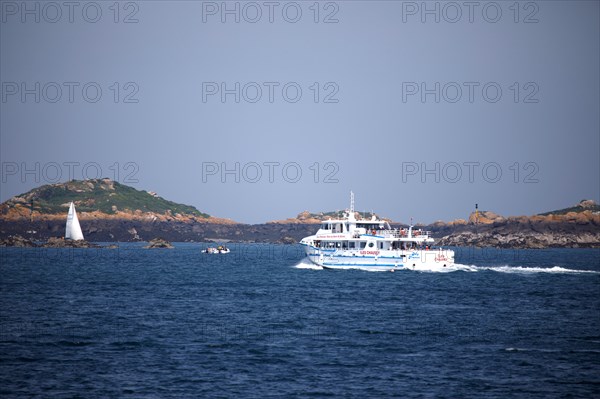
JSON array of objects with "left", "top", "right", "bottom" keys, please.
[
  {"left": 437, "top": 230, "right": 600, "bottom": 249},
  {"left": 42, "top": 237, "right": 100, "bottom": 248},
  {"left": 127, "top": 227, "right": 141, "bottom": 241},
  {"left": 144, "top": 238, "right": 174, "bottom": 249},
  {"left": 579, "top": 199, "right": 597, "bottom": 209},
  {"left": 0, "top": 235, "right": 38, "bottom": 247},
  {"left": 279, "top": 236, "right": 297, "bottom": 244},
  {"left": 467, "top": 210, "right": 505, "bottom": 224}
]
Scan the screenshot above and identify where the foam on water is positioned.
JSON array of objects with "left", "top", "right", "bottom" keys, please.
[
  {"left": 293, "top": 257, "right": 598, "bottom": 274},
  {"left": 469, "top": 265, "right": 600, "bottom": 274},
  {"left": 403, "top": 264, "right": 479, "bottom": 273},
  {"left": 411, "top": 264, "right": 599, "bottom": 274},
  {"left": 294, "top": 258, "right": 323, "bottom": 270}
]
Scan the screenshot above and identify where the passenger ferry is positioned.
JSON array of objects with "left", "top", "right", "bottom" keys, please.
[{"left": 299, "top": 193, "right": 455, "bottom": 271}]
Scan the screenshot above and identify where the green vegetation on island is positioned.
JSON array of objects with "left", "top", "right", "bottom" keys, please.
[
  {"left": 538, "top": 199, "right": 600, "bottom": 216},
  {"left": 4, "top": 178, "right": 210, "bottom": 218}
]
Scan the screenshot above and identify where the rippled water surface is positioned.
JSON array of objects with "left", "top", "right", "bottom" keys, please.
[{"left": 1, "top": 244, "right": 599, "bottom": 398}]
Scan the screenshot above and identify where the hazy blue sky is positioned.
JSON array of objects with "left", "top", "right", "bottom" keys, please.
[{"left": 1, "top": 1, "right": 598, "bottom": 224}]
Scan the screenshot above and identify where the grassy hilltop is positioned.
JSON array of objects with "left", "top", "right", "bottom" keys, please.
[{"left": 1, "top": 178, "right": 209, "bottom": 218}]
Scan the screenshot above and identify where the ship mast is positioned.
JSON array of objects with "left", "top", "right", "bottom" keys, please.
[{"left": 350, "top": 191, "right": 354, "bottom": 213}]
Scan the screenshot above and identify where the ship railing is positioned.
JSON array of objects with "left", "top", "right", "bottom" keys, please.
[
  {"left": 364, "top": 229, "right": 433, "bottom": 239},
  {"left": 376, "top": 229, "right": 433, "bottom": 238},
  {"left": 412, "top": 230, "right": 432, "bottom": 238},
  {"left": 378, "top": 229, "right": 406, "bottom": 238}
]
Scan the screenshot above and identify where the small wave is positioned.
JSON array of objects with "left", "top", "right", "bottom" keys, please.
[
  {"left": 55, "top": 340, "right": 94, "bottom": 347},
  {"left": 505, "top": 347, "right": 523, "bottom": 352},
  {"left": 475, "top": 265, "right": 600, "bottom": 275},
  {"left": 404, "top": 264, "right": 478, "bottom": 273},
  {"left": 293, "top": 258, "right": 322, "bottom": 270},
  {"left": 441, "top": 264, "right": 599, "bottom": 275},
  {"left": 503, "top": 347, "right": 600, "bottom": 354},
  {"left": 503, "top": 347, "right": 554, "bottom": 353}
]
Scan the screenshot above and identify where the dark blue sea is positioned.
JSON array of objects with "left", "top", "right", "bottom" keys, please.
[{"left": 1, "top": 244, "right": 599, "bottom": 398}]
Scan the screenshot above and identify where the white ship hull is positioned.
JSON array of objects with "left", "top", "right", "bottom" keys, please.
[{"left": 302, "top": 244, "right": 454, "bottom": 271}]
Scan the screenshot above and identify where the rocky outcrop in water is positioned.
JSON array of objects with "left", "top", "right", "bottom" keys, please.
[
  {"left": 145, "top": 238, "right": 174, "bottom": 249},
  {"left": 42, "top": 237, "right": 101, "bottom": 248},
  {"left": 0, "top": 235, "right": 38, "bottom": 247}
]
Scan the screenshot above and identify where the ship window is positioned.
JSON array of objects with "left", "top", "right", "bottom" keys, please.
[
  {"left": 368, "top": 242, "right": 374, "bottom": 248},
  {"left": 360, "top": 242, "right": 366, "bottom": 249},
  {"left": 349, "top": 242, "right": 355, "bottom": 249}
]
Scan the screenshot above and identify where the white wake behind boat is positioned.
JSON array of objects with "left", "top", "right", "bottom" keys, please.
[
  {"left": 300, "top": 193, "right": 455, "bottom": 271},
  {"left": 65, "top": 202, "right": 84, "bottom": 241}
]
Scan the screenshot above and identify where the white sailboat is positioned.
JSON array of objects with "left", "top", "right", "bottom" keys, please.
[{"left": 65, "top": 202, "right": 84, "bottom": 241}]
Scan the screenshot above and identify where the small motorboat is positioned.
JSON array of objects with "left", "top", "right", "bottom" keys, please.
[{"left": 202, "top": 245, "right": 230, "bottom": 254}]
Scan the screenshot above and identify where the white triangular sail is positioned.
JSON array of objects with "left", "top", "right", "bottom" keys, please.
[{"left": 65, "top": 202, "right": 84, "bottom": 241}]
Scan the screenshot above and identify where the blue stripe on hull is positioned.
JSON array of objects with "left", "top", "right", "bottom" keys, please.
[
  {"left": 323, "top": 262, "right": 401, "bottom": 267},
  {"left": 308, "top": 254, "right": 410, "bottom": 260},
  {"left": 320, "top": 264, "right": 401, "bottom": 271}
]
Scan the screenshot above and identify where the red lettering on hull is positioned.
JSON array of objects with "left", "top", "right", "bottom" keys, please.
[{"left": 360, "top": 250, "right": 380, "bottom": 255}]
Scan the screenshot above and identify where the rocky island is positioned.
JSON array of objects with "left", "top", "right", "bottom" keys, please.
[
  {"left": 1, "top": 179, "right": 598, "bottom": 248},
  {"left": 431, "top": 201, "right": 600, "bottom": 248}
]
